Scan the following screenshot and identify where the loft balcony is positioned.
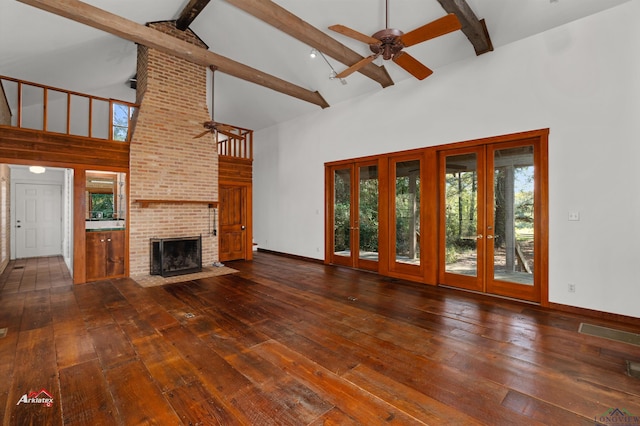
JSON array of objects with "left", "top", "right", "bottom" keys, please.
[
  {"left": 0, "top": 75, "right": 253, "bottom": 161},
  {"left": 0, "top": 75, "right": 137, "bottom": 142}
]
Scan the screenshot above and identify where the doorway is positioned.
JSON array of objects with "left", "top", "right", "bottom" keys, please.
[
  {"left": 327, "top": 161, "right": 379, "bottom": 271},
  {"left": 439, "top": 139, "right": 546, "bottom": 302}
]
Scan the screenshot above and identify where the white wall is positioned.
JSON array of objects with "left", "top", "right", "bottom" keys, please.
[{"left": 253, "top": 1, "right": 640, "bottom": 318}]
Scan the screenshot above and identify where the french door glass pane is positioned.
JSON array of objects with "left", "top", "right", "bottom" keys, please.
[
  {"left": 334, "top": 169, "right": 351, "bottom": 256},
  {"left": 493, "top": 146, "right": 534, "bottom": 284},
  {"left": 359, "top": 165, "right": 379, "bottom": 262},
  {"left": 445, "top": 154, "right": 478, "bottom": 276},
  {"left": 395, "top": 160, "right": 420, "bottom": 265}
]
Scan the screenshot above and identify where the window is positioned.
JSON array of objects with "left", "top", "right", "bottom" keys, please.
[{"left": 111, "top": 102, "right": 135, "bottom": 141}]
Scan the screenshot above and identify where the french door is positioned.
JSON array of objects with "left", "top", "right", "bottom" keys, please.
[
  {"left": 327, "top": 161, "right": 379, "bottom": 271},
  {"left": 389, "top": 156, "right": 423, "bottom": 276},
  {"left": 439, "top": 140, "right": 545, "bottom": 302}
]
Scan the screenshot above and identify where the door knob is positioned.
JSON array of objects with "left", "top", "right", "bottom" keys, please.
[
  {"left": 241, "top": 226, "right": 246, "bottom": 230},
  {"left": 476, "top": 234, "right": 483, "bottom": 239}
]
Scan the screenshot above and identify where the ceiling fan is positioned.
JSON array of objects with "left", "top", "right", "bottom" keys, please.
[
  {"left": 193, "top": 121, "right": 245, "bottom": 141},
  {"left": 329, "top": 1, "right": 461, "bottom": 80},
  {"left": 194, "top": 67, "right": 245, "bottom": 141}
]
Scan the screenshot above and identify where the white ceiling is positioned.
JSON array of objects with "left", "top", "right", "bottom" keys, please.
[{"left": 0, "top": 0, "right": 631, "bottom": 131}]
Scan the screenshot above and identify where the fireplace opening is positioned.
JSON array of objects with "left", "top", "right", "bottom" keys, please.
[{"left": 150, "top": 236, "right": 202, "bottom": 277}]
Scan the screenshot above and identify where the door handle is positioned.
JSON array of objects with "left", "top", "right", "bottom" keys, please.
[
  {"left": 486, "top": 235, "right": 494, "bottom": 240},
  {"left": 476, "top": 234, "right": 483, "bottom": 240},
  {"left": 241, "top": 226, "right": 246, "bottom": 230}
]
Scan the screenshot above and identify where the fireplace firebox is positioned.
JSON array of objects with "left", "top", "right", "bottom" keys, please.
[{"left": 150, "top": 236, "right": 202, "bottom": 277}]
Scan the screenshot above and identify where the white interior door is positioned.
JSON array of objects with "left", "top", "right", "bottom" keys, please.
[{"left": 15, "top": 183, "right": 62, "bottom": 258}]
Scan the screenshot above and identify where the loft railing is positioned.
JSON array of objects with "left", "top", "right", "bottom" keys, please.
[
  {"left": 1, "top": 75, "right": 253, "bottom": 158},
  {"left": 216, "top": 125, "right": 253, "bottom": 160},
  {"left": 0, "top": 75, "right": 138, "bottom": 142}
]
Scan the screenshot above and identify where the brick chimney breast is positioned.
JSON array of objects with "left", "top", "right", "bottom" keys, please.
[{"left": 129, "top": 21, "right": 218, "bottom": 276}]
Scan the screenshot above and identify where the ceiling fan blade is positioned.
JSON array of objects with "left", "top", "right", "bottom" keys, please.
[
  {"left": 336, "top": 55, "right": 377, "bottom": 79},
  {"left": 329, "top": 24, "right": 381, "bottom": 45},
  {"left": 218, "top": 129, "right": 245, "bottom": 140},
  {"left": 193, "top": 130, "right": 211, "bottom": 139},
  {"left": 399, "top": 13, "right": 461, "bottom": 47},
  {"left": 216, "top": 123, "right": 234, "bottom": 132},
  {"left": 393, "top": 52, "right": 433, "bottom": 80}
]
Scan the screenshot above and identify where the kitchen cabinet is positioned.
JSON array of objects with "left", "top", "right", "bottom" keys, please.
[{"left": 86, "top": 230, "right": 125, "bottom": 281}]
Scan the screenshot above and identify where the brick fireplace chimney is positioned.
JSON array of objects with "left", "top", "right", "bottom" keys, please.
[{"left": 129, "top": 21, "right": 218, "bottom": 276}]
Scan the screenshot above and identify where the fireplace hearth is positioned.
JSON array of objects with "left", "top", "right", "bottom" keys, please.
[{"left": 150, "top": 236, "right": 202, "bottom": 277}]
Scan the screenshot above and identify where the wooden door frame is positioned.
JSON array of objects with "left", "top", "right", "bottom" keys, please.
[
  {"left": 436, "top": 130, "right": 549, "bottom": 305},
  {"left": 325, "top": 129, "right": 548, "bottom": 306},
  {"left": 437, "top": 145, "right": 487, "bottom": 292},
  {"left": 219, "top": 180, "right": 253, "bottom": 261},
  {"left": 325, "top": 160, "right": 382, "bottom": 272},
  {"left": 325, "top": 163, "right": 354, "bottom": 268},
  {"left": 388, "top": 153, "right": 425, "bottom": 279},
  {"left": 485, "top": 140, "right": 543, "bottom": 302}
]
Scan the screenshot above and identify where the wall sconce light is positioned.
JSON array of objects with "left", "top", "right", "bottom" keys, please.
[{"left": 29, "top": 166, "right": 46, "bottom": 174}]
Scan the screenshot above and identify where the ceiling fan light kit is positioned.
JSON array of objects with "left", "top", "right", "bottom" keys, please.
[{"left": 329, "top": 1, "right": 462, "bottom": 81}]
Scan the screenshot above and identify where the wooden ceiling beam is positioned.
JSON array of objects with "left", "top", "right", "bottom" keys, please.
[
  {"left": 223, "top": 0, "right": 394, "bottom": 88},
  {"left": 17, "top": 0, "right": 330, "bottom": 109},
  {"left": 176, "top": 0, "right": 211, "bottom": 31},
  {"left": 436, "top": 0, "right": 493, "bottom": 55}
]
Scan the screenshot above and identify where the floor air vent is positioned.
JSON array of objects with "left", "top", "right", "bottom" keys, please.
[
  {"left": 0, "top": 328, "right": 7, "bottom": 339},
  {"left": 578, "top": 323, "right": 640, "bottom": 347}
]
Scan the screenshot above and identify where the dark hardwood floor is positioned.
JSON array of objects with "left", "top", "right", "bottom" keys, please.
[{"left": 1, "top": 253, "right": 639, "bottom": 425}]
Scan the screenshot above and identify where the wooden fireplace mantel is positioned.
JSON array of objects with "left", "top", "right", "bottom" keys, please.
[{"left": 135, "top": 199, "right": 218, "bottom": 208}]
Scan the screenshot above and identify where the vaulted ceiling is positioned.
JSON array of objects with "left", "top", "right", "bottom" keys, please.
[{"left": 0, "top": 0, "right": 631, "bottom": 131}]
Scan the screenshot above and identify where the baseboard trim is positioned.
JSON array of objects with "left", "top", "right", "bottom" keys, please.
[
  {"left": 548, "top": 302, "right": 640, "bottom": 328},
  {"left": 256, "top": 248, "right": 324, "bottom": 265}
]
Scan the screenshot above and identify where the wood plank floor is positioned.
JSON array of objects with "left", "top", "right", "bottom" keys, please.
[{"left": 1, "top": 253, "right": 640, "bottom": 425}]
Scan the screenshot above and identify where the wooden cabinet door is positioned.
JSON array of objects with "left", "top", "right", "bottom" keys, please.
[
  {"left": 106, "top": 231, "right": 125, "bottom": 277},
  {"left": 86, "top": 230, "right": 125, "bottom": 281},
  {"left": 86, "top": 232, "right": 107, "bottom": 281}
]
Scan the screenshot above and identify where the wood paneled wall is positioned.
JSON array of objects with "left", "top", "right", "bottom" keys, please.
[
  {"left": 0, "top": 126, "right": 129, "bottom": 170},
  {"left": 219, "top": 157, "right": 252, "bottom": 183}
]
